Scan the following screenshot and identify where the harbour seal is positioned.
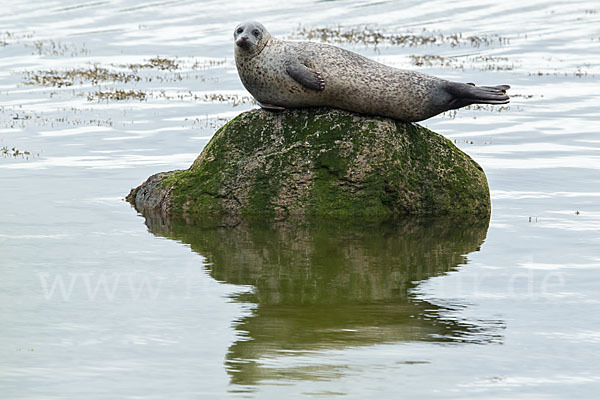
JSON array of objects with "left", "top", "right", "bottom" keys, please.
[{"left": 234, "top": 22, "right": 510, "bottom": 122}]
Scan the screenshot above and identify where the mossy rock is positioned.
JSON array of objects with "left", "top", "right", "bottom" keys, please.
[{"left": 127, "top": 107, "right": 490, "bottom": 218}]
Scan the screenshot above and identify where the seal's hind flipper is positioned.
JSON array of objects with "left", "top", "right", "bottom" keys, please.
[
  {"left": 285, "top": 60, "right": 325, "bottom": 91},
  {"left": 446, "top": 82, "right": 510, "bottom": 110},
  {"left": 258, "top": 101, "right": 286, "bottom": 111},
  {"left": 477, "top": 85, "right": 510, "bottom": 93}
]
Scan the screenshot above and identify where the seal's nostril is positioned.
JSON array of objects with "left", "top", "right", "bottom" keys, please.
[{"left": 236, "top": 37, "right": 251, "bottom": 49}]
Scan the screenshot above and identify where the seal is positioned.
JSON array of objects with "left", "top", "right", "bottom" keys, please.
[{"left": 233, "top": 22, "right": 510, "bottom": 122}]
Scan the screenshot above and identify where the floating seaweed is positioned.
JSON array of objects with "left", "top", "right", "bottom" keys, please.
[
  {"left": 24, "top": 66, "right": 142, "bottom": 87},
  {"left": 26, "top": 39, "right": 89, "bottom": 56},
  {"left": 409, "top": 54, "right": 515, "bottom": 71},
  {"left": 87, "top": 89, "right": 147, "bottom": 101},
  {"left": 123, "top": 56, "right": 180, "bottom": 72},
  {"left": 292, "top": 26, "right": 509, "bottom": 48},
  {"left": 1, "top": 146, "right": 36, "bottom": 159},
  {"left": 23, "top": 56, "right": 221, "bottom": 88}
]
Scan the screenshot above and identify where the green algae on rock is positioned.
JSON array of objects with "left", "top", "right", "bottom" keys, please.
[{"left": 126, "top": 107, "right": 490, "bottom": 218}]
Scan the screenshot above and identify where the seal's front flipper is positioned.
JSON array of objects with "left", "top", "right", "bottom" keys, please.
[
  {"left": 285, "top": 61, "right": 325, "bottom": 91},
  {"left": 258, "top": 101, "right": 286, "bottom": 111}
]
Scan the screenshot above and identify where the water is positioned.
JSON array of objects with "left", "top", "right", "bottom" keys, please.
[{"left": 1, "top": 0, "right": 599, "bottom": 398}]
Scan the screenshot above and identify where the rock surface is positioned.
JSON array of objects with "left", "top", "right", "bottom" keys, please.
[{"left": 127, "top": 107, "right": 490, "bottom": 218}]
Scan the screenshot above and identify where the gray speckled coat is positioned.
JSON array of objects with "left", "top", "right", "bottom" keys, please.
[
  {"left": 234, "top": 27, "right": 509, "bottom": 122},
  {"left": 236, "top": 37, "right": 450, "bottom": 122}
]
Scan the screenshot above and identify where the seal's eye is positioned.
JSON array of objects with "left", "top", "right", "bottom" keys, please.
[
  {"left": 252, "top": 29, "right": 260, "bottom": 37},
  {"left": 236, "top": 27, "right": 243, "bottom": 34}
]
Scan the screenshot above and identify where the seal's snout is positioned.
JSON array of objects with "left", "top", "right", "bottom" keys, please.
[{"left": 236, "top": 36, "right": 251, "bottom": 50}]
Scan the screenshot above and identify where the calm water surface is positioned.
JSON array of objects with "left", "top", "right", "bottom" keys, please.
[{"left": 1, "top": 0, "right": 600, "bottom": 398}]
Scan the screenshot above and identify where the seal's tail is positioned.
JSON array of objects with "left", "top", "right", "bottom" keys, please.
[{"left": 446, "top": 82, "right": 510, "bottom": 110}]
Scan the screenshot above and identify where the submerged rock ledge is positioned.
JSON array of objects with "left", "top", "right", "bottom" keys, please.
[{"left": 127, "top": 107, "right": 490, "bottom": 218}]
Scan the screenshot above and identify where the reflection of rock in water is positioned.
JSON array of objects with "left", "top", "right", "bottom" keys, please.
[{"left": 143, "top": 213, "right": 499, "bottom": 386}]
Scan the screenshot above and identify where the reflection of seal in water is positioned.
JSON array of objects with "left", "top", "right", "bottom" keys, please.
[{"left": 234, "top": 22, "right": 510, "bottom": 122}]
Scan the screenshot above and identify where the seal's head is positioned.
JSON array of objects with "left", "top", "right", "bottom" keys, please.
[{"left": 234, "top": 21, "right": 270, "bottom": 57}]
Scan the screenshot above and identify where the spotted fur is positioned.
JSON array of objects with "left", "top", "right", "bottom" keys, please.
[{"left": 234, "top": 22, "right": 509, "bottom": 122}]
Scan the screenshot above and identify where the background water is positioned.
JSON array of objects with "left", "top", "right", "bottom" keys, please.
[{"left": 1, "top": 0, "right": 600, "bottom": 398}]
